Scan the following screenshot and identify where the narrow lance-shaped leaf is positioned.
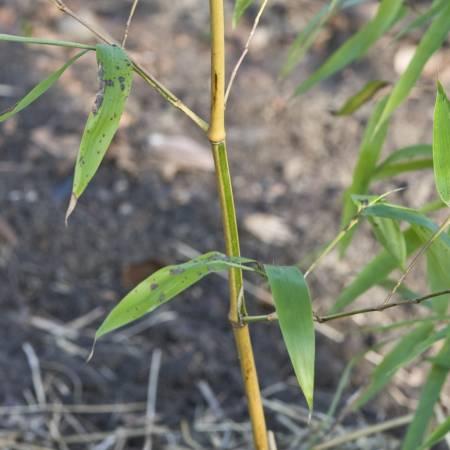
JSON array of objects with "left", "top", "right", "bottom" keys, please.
[
  {"left": 265, "top": 265, "right": 315, "bottom": 411},
  {"left": 433, "top": 83, "right": 450, "bottom": 205},
  {"left": 403, "top": 337, "right": 450, "bottom": 450},
  {"left": 419, "top": 407, "right": 450, "bottom": 449},
  {"left": 374, "top": 2, "right": 450, "bottom": 133},
  {"left": 96, "top": 252, "right": 256, "bottom": 339},
  {"left": 233, "top": 0, "right": 253, "bottom": 27},
  {"left": 373, "top": 144, "right": 433, "bottom": 180},
  {"left": 333, "top": 80, "right": 389, "bottom": 116},
  {"left": 0, "top": 51, "right": 88, "bottom": 122},
  {"left": 66, "top": 44, "right": 133, "bottom": 221},
  {"left": 0, "top": 33, "right": 96, "bottom": 50},
  {"left": 368, "top": 216, "right": 407, "bottom": 269},
  {"left": 353, "top": 324, "right": 445, "bottom": 409},
  {"left": 294, "top": 0, "right": 404, "bottom": 95},
  {"left": 281, "top": 0, "right": 373, "bottom": 77},
  {"left": 332, "top": 227, "right": 422, "bottom": 312},
  {"left": 339, "top": 96, "right": 390, "bottom": 254}
]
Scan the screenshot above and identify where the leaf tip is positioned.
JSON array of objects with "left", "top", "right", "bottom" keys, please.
[
  {"left": 86, "top": 337, "right": 97, "bottom": 363},
  {"left": 65, "top": 193, "right": 78, "bottom": 226}
]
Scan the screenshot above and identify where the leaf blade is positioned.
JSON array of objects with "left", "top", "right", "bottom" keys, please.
[
  {"left": 265, "top": 265, "right": 315, "bottom": 410},
  {"left": 96, "top": 252, "right": 256, "bottom": 338},
  {"left": 0, "top": 51, "right": 87, "bottom": 122}
]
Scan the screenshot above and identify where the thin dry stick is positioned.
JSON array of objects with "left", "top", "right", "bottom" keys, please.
[
  {"left": 122, "top": 0, "right": 141, "bottom": 48},
  {"left": 311, "top": 414, "right": 413, "bottom": 450},
  {"left": 22, "top": 343, "right": 46, "bottom": 405},
  {"left": 49, "top": 0, "right": 208, "bottom": 132},
  {"left": 384, "top": 212, "right": 450, "bottom": 304},
  {"left": 143, "top": 349, "right": 162, "bottom": 450},
  {"left": 224, "top": 0, "right": 269, "bottom": 105}
]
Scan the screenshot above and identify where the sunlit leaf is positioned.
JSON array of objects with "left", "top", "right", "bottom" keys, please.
[
  {"left": 333, "top": 80, "right": 389, "bottom": 116},
  {"left": 420, "top": 413, "right": 450, "bottom": 450},
  {"left": 0, "top": 33, "right": 96, "bottom": 50},
  {"left": 368, "top": 216, "right": 406, "bottom": 268},
  {"left": 353, "top": 324, "right": 447, "bottom": 409},
  {"left": 332, "top": 228, "right": 422, "bottom": 312},
  {"left": 96, "top": 252, "right": 256, "bottom": 338},
  {"left": 395, "top": 0, "right": 447, "bottom": 40},
  {"left": 233, "top": 0, "right": 253, "bottom": 27},
  {"left": 66, "top": 44, "right": 133, "bottom": 221},
  {"left": 403, "top": 338, "right": 450, "bottom": 450},
  {"left": 433, "top": 82, "right": 450, "bottom": 206},
  {"left": 0, "top": 51, "right": 87, "bottom": 122},
  {"left": 265, "top": 265, "right": 315, "bottom": 410},
  {"left": 375, "top": 2, "right": 450, "bottom": 132},
  {"left": 339, "top": 96, "right": 390, "bottom": 254},
  {"left": 294, "top": 0, "right": 404, "bottom": 95},
  {"left": 373, "top": 144, "right": 432, "bottom": 179}
]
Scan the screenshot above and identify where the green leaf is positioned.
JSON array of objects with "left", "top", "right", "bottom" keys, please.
[
  {"left": 433, "top": 83, "right": 450, "bottom": 206},
  {"left": 403, "top": 337, "right": 450, "bottom": 450},
  {"left": 375, "top": 2, "right": 450, "bottom": 132},
  {"left": 368, "top": 216, "right": 406, "bottom": 268},
  {"left": 333, "top": 80, "right": 389, "bottom": 116},
  {"left": 0, "top": 33, "right": 96, "bottom": 50},
  {"left": 96, "top": 252, "right": 256, "bottom": 338},
  {"left": 265, "top": 265, "right": 315, "bottom": 410},
  {"left": 373, "top": 144, "right": 433, "bottom": 180},
  {"left": 0, "top": 51, "right": 87, "bottom": 122},
  {"left": 332, "top": 227, "right": 422, "bottom": 312},
  {"left": 339, "top": 96, "right": 390, "bottom": 254},
  {"left": 395, "top": 0, "right": 448, "bottom": 41},
  {"left": 420, "top": 414, "right": 450, "bottom": 450},
  {"left": 233, "top": 0, "right": 253, "bottom": 27},
  {"left": 281, "top": 0, "right": 372, "bottom": 77},
  {"left": 354, "top": 324, "right": 447, "bottom": 409},
  {"left": 66, "top": 44, "right": 133, "bottom": 221},
  {"left": 294, "top": 0, "right": 404, "bottom": 95}
]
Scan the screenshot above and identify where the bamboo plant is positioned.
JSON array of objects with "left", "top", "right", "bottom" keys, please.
[{"left": 2, "top": 0, "right": 450, "bottom": 449}]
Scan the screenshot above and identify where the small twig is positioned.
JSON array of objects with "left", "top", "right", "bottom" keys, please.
[
  {"left": 49, "top": 0, "right": 112, "bottom": 43},
  {"left": 22, "top": 343, "right": 46, "bottom": 405},
  {"left": 224, "top": 0, "right": 269, "bottom": 105},
  {"left": 311, "top": 414, "right": 413, "bottom": 450},
  {"left": 122, "top": 0, "right": 141, "bottom": 48},
  {"left": 385, "top": 212, "right": 450, "bottom": 304},
  {"left": 143, "top": 349, "right": 162, "bottom": 450},
  {"left": 242, "top": 289, "right": 450, "bottom": 324}
]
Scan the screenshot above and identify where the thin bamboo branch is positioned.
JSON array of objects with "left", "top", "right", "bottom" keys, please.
[
  {"left": 225, "top": 0, "right": 269, "bottom": 105},
  {"left": 122, "top": 0, "right": 141, "bottom": 48},
  {"left": 384, "top": 212, "right": 450, "bottom": 304},
  {"left": 242, "top": 289, "right": 450, "bottom": 324}
]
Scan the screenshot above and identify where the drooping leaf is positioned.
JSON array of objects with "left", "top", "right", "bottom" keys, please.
[
  {"left": 403, "top": 337, "right": 450, "bottom": 450},
  {"left": 233, "top": 0, "right": 253, "bottom": 27},
  {"left": 353, "top": 324, "right": 444, "bottom": 409},
  {"left": 433, "top": 83, "right": 450, "bottom": 206},
  {"left": 339, "top": 96, "right": 390, "bottom": 254},
  {"left": 332, "top": 227, "right": 422, "bottom": 312},
  {"left": 420, "top": 414, "right": 450, "bottom": 450},
  {"left": 333, "top": 80, "right": 389, "bottom": 116},
  {"left": 96, "top": 252, "right": 256, "bottom": 338},
  {"left": 375, "top": 2, "right": 450, "bottom": 132},
  {"left": 265, "top": 265, "right": 315, "bottom": 410},
  {"left": 0, "top": 33, "right": 95, "bottom": 50},
  {"left": 0, "top": 51, "right": 87, "bottom": 122},
  {"left": 368, "top": 216, "right": 406, "bottom": 268},
  {"left": 373, "top": 144, "right": 433, "bottom": 179},
  {"left": 294, "top": 0, "right": 404, "bottom": 95},
  {"left": 66, "top": 44, "right": 133, "bottom": 221}
]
